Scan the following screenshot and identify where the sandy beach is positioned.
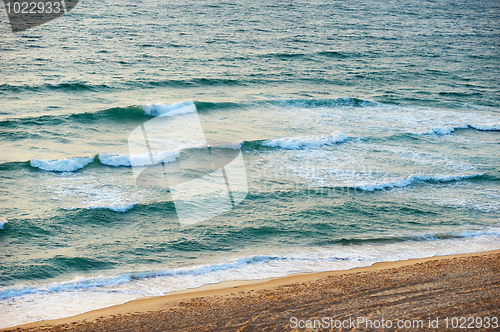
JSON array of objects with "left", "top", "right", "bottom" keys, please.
[{"left": 4, "top": 250, "right": 499, "bottom": 331}]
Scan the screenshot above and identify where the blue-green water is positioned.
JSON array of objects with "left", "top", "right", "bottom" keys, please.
[{"left": 1, "top": 0, "right": 499, "bottom": 327}]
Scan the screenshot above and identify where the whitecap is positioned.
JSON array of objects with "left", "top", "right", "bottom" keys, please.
[
  {"left": 63, "top": 204, "right": 135, "bottom": 213},
  {"left": 30, "top": 156, "right": 94, "bottom": 172},
  {"left": 99, "top": 150, "right": 180, "bottom": 167},
  {"left": 354, "top": 173, "right": 483, "bottom": 191},
  {"left": 0, "top": 219, "right": 8, "bottom": 230},
  {"left": 263, "top": 132, "right": 348, "bottom": 150},
  {"left": 141, "top": 101, "right": 196, "bottom": 117}
]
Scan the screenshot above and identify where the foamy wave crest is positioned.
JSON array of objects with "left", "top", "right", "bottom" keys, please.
[
  {"left": 2, "top": 228, "right": 497, "bottom": 302},
  {"left": 421, "top": 122, "right": 500, "bottom": 136},
  {"left": 64, "top": 204, "right": 135, "bottom": 213},
  {"left": 2, "top": 233, "right": 499, "bottom": 328},
  {"left": 99, "top": 150, "right": 180, "bottom": 167},
  {"left": 414, "top": 227, "right": 500, "bottom": 241},
  {"left": 0, "top": 219, "right": 8, "bottom": 230},
  {"left": 98, "top": 153, "right": 132, "bottom": 167},
  {"left": 30, "top": 157, "right": 94, "bottom": 172},
  {"left": 29, "top": 150, "right": 181, "bottom": 172},
  {"left": 423, "top": 125, "right": 468, "bottom": 136},
  {"left": 469, "top": 123, "right": 500, "bottom": 131},
  {"left": 128, "top": 256, "right": 280, "bottom": 280},
  {"left": 274, "top": 97, "right": 378, "bottom": 107},
  {"left": 354, "top": 173, "right": 483, "bottom": 191},
  {"left": 0, "top": 256, "right": 272, "bottom": 300},
  {"left": 141, "top": 101, "right": 196, "bottom": 117},
  {"left": 263, "top": 132, "right": 348, "bottom": 150},
  {"left": 0, "top": 274, "right": 133, "bottom": 301},
  {"left": 0, "top": 255, "right": 343, "bottom": 301}
]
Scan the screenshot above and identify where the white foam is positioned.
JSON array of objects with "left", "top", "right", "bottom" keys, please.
[
  {"left": 103, "top": 204, "right": 134, "bottom": 213},
  {"left": 408, "top": 115, "right": 500, "bottom": 136},
  {"left": 423, "top": 125, "right": 467, "bottom": 136},
  {"left": 98, "top": 153, "right": 132, "bottom": 167},
  {"left": 263, "top": 132, "right": 348, "bottom": 150},
  {"left": 99, "top": 150, "right": 180, "bottom": 167},
  {"left": 0, "top": 256, "right": 278, "bottom": 302},
  {"left": 469, "top": 123, "right": 500, "bottom": 131},
  {"left": 420, "top": 122, "right": 500, "bottom": 136},
  {"left": 141, "top": 101, "right": 196, "bottom": 117},
  {"left": 0, "top": 273, "right": 138, "bottom": 310},
  {"left": 30, "top": 151, "right": 180, "bottom": 171},
  {"left": 45, "top": 173, "right": 148, "bottom": 213},
  {"left": 64, "top": 204, "right": 135, "bottom": 213},
  {"left": 275, "top": 97, "right": 378, "bottom": 107},
  {"left": 1, "top": 229, "right": 499, "bottom": 328},
  {"left": 3, "top": 228, "right": 498, "bottom": 302},
  {"left": 30, "top": 157, "right": 94, "bottom": 172},
  {"left": 131, "top": 150, "right": 180, "bottom": 167},
  {"left": 275, "top": 101, "right": 499, "bottom": 139},
  {"left": 354, "top": 173, "right": 482, "bottom": 191},
  {"left": 0, "top": 219, "right": 7, "bottom": 230}
]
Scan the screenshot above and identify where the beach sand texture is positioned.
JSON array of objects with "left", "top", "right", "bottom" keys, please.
[{"left": 5, "top": 250, "right": 499, "bottom": 332}]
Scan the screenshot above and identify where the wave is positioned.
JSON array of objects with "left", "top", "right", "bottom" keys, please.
[
  {"left": 99, "top": 150, "right": 181, "bottom": 167},
  {"left": 421, "top": 123, "right": 500, "bottom": 136},
  {"left": 29, "top": 150, "right": 181, "bottom": 172},
  {"left": 257, "top": 50, "right": 357, "bottom": 59},
  {"left": 0, "top": 78, "right": 245, "bottom": 93},
  {"left": 0, "top": 101, "right": 196, "bottom": 128},
  {"left": 72, "top": 106, "right": 149, "bottom": 122},
  {"left": 422, "top": 125, "right": 468, "bottom": 136},
  {"left": 0, "top": 219, "right": 7, "bottom": 230},
  {"left": 97, "top": 153, "right": 134, "bottom": 167},
  {"left": 63, "top": 204, "right": 135, "bottom": 213},
  {"left": 14, "top": 130, "right": 500, "bottom": 173},
  {"left": 351, "top": 173, "right": 484, "bottom": 191},
  {"left": 0, "top": 98, "right": 378, "bottom": 129},
  {"left": 141, "top": 101, "right": 196, "bottom": 117},
  {"left": 3, "top": 99, "right": 497, "bottom": 135},
  {"left": 0, "top": 256, "right": 287, "bottom": 300},
  {"left": 262, "top": 132, "right": 348, "bottom": 149},
  {"left": 0, "top": 107, "right": 146, "bottom": 129},
  {"left": 0, "top": 82, "right": 112, "bottom": 93},
  {"left": 1, "top": 227, "right": 498, "bottom": 301},
  {"left": 469, "top": 123, "right": 500, "bottom": 131},
  {"left": 30, "top": 157, "right": 95, "bottom": 172},
  {"left": 316, "top": 50, "right": 352, "bottom": 58},
  {"left": 270, "top": 97, "right": 378, "bottom": 108},
  {"left": 133, "top": 78, "right": 245, "bottom": 88},
  {"left": 25, "top": 131, "right": 347, "bottom": 173},
  {"left": 413, "top": 229, "right": 500, "bottom": 241}
]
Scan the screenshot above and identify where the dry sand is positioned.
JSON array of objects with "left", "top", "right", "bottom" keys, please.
[{"left": 4, "top": 250, "right": 499, "bottom": 331}]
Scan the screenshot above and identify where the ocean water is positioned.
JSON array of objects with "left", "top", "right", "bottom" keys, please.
[{"left": 1, "top": 0, "right": 499, "bottom": 328}]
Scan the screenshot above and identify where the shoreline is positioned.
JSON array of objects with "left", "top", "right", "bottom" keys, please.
[{"left": 4, "top": 249, "right": 500, "bottom": 331}]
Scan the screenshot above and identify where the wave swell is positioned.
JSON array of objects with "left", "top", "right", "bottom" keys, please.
[
  {"left": 352, "top": 173, "right": 484, "bottom": 191},
  {"left": 29, "top": 150, "right": 182, "bottom": 172},
  {"left": 1, "top": 226, "right": 498, "bottom": 300},
  {"left": 262, "top": 132, "right": 348, "bottom": 149},
  {"left": 30, "top": 157, "right": 95, "bottom": 172},
  {"left": 422, "top": 123, "right": 499, "bottom": 136}
]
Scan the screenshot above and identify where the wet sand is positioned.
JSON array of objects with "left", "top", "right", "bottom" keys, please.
[{"left": 4, "top": 250, "right": 499, "bottom": 331}]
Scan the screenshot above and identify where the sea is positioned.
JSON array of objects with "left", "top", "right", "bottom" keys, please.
[{"left": 1, "top": 0, "right": 499, "bottom": 328}]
